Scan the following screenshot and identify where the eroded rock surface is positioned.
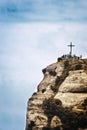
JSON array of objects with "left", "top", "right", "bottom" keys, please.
[{"left": 26, "top": 59, "right": 87, "bottom": 130}]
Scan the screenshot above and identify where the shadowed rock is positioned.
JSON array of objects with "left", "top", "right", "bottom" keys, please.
[{"left": 25, "top": 58, "right": 87, "bottom": 130}]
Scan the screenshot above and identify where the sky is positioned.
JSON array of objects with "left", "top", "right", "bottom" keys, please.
[{"left": 0, "top": 0, "right": 87, "bottom": 130}]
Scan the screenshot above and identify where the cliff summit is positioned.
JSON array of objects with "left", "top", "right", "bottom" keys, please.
[
  {"left": 25, "top": 42, "right": 87, "bottom": 130},
  {"left": 25, "top": 56, "right": 87, "bottom": 130}
]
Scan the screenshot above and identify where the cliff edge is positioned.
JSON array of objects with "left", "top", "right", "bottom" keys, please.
[{"left": 25, "top": 58, "right": 87, "bottom": 130}]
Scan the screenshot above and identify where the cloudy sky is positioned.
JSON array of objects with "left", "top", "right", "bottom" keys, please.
[{"left": 0, "top": 0, "right": 87, "bottom": 130}]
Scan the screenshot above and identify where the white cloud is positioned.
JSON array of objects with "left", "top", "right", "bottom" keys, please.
[
  {"left": 0, "top": 23, "right": 87, "bottom": 85},
  {"left": 0, "top": 22, "right": 87, "bottom": 86},
  {"left": 0, "top": 0, "right": 87, "bottom": 22},
  {"left": 0, "top": 22, "right": 87, "bottom": 130}
]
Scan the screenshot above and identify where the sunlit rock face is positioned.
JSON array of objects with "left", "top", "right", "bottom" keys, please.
[
  {"left": 55, "top": 70, "right": 87, "bottom": 107},
  {"left": 25, "top": 58, "right": 87, "bottom": 130}
]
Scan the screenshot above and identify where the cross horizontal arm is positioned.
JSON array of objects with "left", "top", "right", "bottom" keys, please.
[{"left": 68, "top": 42, "right": 75, "bottom": 56}]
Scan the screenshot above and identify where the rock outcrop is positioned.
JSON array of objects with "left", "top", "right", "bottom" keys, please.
[{"left": 25, "top": 58, "right": 87, "bottom": 130}]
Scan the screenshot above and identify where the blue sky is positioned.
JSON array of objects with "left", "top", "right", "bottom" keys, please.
[
  {"left": 0, "top": 0, "right": 87, "bottom": 22},
  {"left": 0, "top": 0, "right": 87, "bottom": 130}
]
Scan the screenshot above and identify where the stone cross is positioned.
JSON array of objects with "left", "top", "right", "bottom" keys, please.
[{"left": 68, "top": 42, "right": 75, "bottom": 57}]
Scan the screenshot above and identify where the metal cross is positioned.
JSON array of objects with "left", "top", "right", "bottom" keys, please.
[{"left": 68, "top": 42, "right": 75, "bottom": 57}]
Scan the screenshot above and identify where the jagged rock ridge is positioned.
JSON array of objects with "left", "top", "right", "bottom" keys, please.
[{"left": 25, "top": 58, "right": 87, "bottom": 130}]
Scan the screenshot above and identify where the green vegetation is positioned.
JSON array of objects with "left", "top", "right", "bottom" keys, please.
[
  {"left": 50, "top": 60, "right": 70, "bottom": 93},
  {"left": 42, "top": 127, "right": 61, "bottom": 130},
  {"left": 42, "top": 97, "right": 62, "bottom": 124},
  {"left": 50, "top": 85, "right": 58, "bottom": 93},
  {"left": 51, "top": 76, "right": 64, "bottom": 93},
  {"left": 83, "top": 98, "right": 87, "bottom": 106},
  {"left": 51, "top": 60, "right": 70, "bottom": 93},
  {"left": 42, "top": 97, "right": 87, "bottom": 130},
  {"left": 55, "top": 76, "right": 64, "bottom": 86},
  {"left": 80, "top": 98, "right": 87, "bottom": 110},
  {"left": 42, "top": 59, "right": 87, "bottom": 129},
  {"left": 42, "top": 68, "right": 46, "bottom": 74},
  {"left": 28, "top": 121, "right": 35, "bottom": 130},
  {"left": 49, "top": 70, "right": 57, "bottom": 76},
  {"left": 75, "top": 64, "right": 82, "bottom": 70},
  {"left": 43, "top": 59, "right": 87, "bottom": 94},
  {"left": 64, "top": 60, "right": 70, "bottom": 69},
  {"left": 42, "top": 89, "right": 46, "bottom": 93}
]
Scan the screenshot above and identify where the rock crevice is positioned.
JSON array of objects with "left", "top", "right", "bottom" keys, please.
[{"left": 26, "top": 59, "right": 87, "bottom": 130}]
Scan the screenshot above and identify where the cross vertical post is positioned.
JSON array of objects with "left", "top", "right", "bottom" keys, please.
[{"left": 68, "top": 42, "right": 75, "bottom": 57}]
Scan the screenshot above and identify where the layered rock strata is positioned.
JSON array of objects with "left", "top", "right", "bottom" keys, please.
[{"left": 26, "top": 59, "right": 87, "bottom": 130}]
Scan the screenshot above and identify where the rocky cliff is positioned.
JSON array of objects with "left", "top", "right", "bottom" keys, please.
[{"left": 25, "top": 58, "right": 87, "bottom": 130}]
